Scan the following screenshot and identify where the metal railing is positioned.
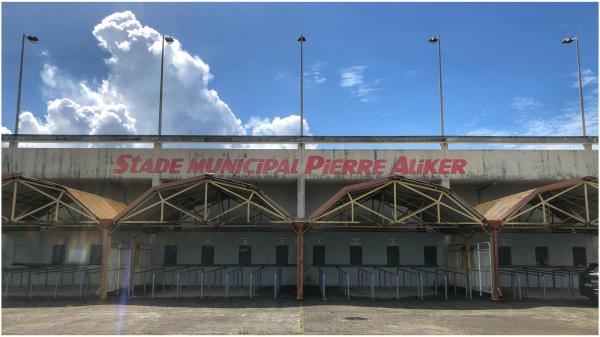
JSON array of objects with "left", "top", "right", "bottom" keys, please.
[
  {"left": 225, "top": 267, "right": 243, "bottom": 299},
  {"left": 175, "top": 266, "right": 204, "bottom": 299},
  {"left": 129, "top": 266, "right": 166, "bottom": 298},
  {"left": 357, "top": 267, "right": 375, "bottom": 299},
  {"left": 397, "top": 266, "right": 424, "bottom": 300},
  {"left": 499, "top": 269, "right": 522, "bottom": 301},
  {"left": 509, "top": 268, "right": 547, "bottom": 299},
  {"left": 413, "top": 266, "right": 448, "bottom": 300},
  {"left": 83, "top": 267, "right": 130, "bottom": 298},
  {"left": 151, "top": 266, "right": 188, "bottom": 298},
  {"left": 28, "top": 266, "right": 88, "bottom": 298},
  {"left": 54, "top": 267, "right": 102, "bottom": 299},
  {"left": 337, "top": 267, "right": 350, "bottom": 299},
  {"left": 435, "top": 267, "right": 472, "bottom": 300},
  {"left": 318, "top": 268, "right": 327, "bottom": 300},
  {"left": 204, "top": 266, "right": 226, "bottom": 290},
  {"left": 273, "top": 267, "right": 282, "bottom": 299},
  {"left": 249, "top": 266, "right": 264, "bottom": 298},
  {"left": 4, "top": 134, "right": 596, "bottom": 147},
  {"left": 375, "top": 267, "right": 399, "bottom": 300}
]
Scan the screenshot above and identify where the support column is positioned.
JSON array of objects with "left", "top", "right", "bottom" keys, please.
[
  {"left": 463, "top": 233, "right": 472, "bottom": 297},
  {"left": 295, "top": 223, "right": 305, "bottom": 300},
  {"left": 490, "top": 228, "right": 503, "bottom": 300},
  {"left": 297, "top": 143, "right": 305, "bottom": 218},
  {"left": 129, "top": 234, "right": 138, "bottom": 292},
  {"left": 97, "top": 228, "right": 112, "bottom": 300}
]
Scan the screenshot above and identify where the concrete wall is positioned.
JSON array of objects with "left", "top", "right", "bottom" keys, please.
[
  {"left": 4, "top": 230, "right": 595, "bottom": 289},
  {"left": 3, "top": 148, "right": 597, "bottom": 182}
]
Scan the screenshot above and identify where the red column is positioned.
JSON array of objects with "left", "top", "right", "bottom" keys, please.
[
  {"left": 295, "top": 222, "right": 305, "bottom": 300},
  {"left": 490, "top": 227, "right": 503, "bottom": 300}
]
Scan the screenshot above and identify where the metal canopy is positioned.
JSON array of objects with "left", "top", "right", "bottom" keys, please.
[
  {"left": 112, "top": 174, "right": 292, "bottom": 231},
  {"left": 309, "top": 176, "right": 488, "bottom": 233},
  {"left": 475, "top": 176, "right": 598, "bottom": 232},
  {"left": 2, "top": 173, "right": 125, "bottom": 230}
]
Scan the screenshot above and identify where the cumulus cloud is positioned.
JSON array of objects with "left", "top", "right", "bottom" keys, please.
[
  {"left": 13, "top": 11, "right": 305, "bottom": 149},
  {"left": 339, "top": 66, "right": 378, "bottom": 102},
  {"left": 242, "top": 115, "right": 315, "bottom": 149}
]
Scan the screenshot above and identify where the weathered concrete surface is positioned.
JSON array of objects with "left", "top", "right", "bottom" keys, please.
[
  {"left": 2, "top": 296, "right": 597, "bottom": 335},
  {"left": 2, "top": 148, "right": 597, "bottom": 182}
]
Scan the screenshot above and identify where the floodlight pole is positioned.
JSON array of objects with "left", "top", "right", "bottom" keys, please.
[
  {"left": 157, "top": 35, "right": 166, "bottom": 149},
  {"left": 574, "top": 38, "right": 587, "bottom": 138},
  {"left": 296, "top": 35, "right": 306, "bottom": 300},
  {"left": 15, "top": 34, "right": 27, "bottom": 137}
]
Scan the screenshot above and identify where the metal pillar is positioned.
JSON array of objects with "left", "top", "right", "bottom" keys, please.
[
  {"left": 97, "top": 228, "right": 112, "bottom": 300},
  {"left": 129, "top": 234, "right": 138, "bottom": 292},
  {"left": 297, "top": 144, "right": 305, "bottom": 218},
  {"left": 463, "top": 233, "right": 472, "bottom": 297},
  {"left": 490, "top": 229, "right": 502, "bottom": 300},
  {"left": 295, "top": 223, "right": 305, "bottom": 300}
]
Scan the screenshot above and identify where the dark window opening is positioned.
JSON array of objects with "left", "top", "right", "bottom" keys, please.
[
  {"left": 499, "top": 246, "right": 512, "bottom": 267},
  {"left": 313, "top": 245, "right": 325, "bottom": 266},
  {"left": 239, "top": 245, "right": 252, "bottom": 266},
  {"left": 350, "top": 246, "right": 362, "bottom": 266},
  {"left": 51, "top": 245, "right": 66, "bottom": 265},
  {"left": 387, "top": 246, "right": 400, "bottom": 267},
  {"left": 201, "top": 246, "right": 214, "bottom": 266},
  {"left": 89, "top": 245, "right": 102, "bottom": 265},
  {"left": 573, "top": 247, "right": 587, "bottom": 267},
  {"left": 163, "top": 245, "right": 178, "bottom": 265},
  {"left": 276, "top": 245, "right": 289, "bottom": 266},
  {"left": 535, "top": 247, "right": 549, "bottom": 266},
  {"left": 424, "top": 246, "right": 437, "bottom": 266}
]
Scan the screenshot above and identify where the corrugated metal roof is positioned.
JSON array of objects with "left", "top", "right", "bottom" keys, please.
[
  {"left": 474, "top": 176, "right": 597, "bottom": 223},
  {"left": 66, "top": 188, "right": 126, "bottom": 220},
  {"left": 474, "top": 190, "right": 534, "bottom": 221},
  {"left": 3, "top": 174, "right": 126, "bottom": 221}
]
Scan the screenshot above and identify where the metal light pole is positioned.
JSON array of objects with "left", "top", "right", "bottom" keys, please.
[
  {"left": 428, "top": 36, "right": 445, "bottom": 141},
  {"left": 562, "top": 37, "right": 587, "bottom": 138},
  {"left": 296, "top": 34, "right": 307, "bottom": 301},
  {"left": 158, "top": 35, "right": 174, "bottom": 140},
  {"left": 14, "top": 34, "right": 39, "bottom": 136},
  {"left": 298, "top": 35, "right": 306, "bottom": 137}
]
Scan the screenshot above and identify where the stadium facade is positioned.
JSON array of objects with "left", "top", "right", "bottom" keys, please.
[{"left": 2, "top": 138, "right": 598, "bottom": 301}]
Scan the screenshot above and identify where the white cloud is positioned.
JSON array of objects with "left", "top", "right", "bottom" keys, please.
[
  {"left": 339, "top": 66, "right": 378, "bottom": 102},
  {"left": 510, "top": 97, "right": 543, "bottom": 111},
  {"left": 12, "top": 11, "right": 304, "bottom": 149},
  {"left": 571, "top": 69, "right": 598, "bottom": 88},
  {"left": 307, "top": 62, "right": 326, "bottom": 85},
  {"left": 242, "top": 115, "right": 316, "bottom": 149},
  {"left": 466, "top": 94, "right": 598, "bottom": 150}
]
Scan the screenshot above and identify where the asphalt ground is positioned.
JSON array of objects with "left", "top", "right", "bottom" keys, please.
[{"left": 1, "top": 289, "right": 598, "bottom": 335}]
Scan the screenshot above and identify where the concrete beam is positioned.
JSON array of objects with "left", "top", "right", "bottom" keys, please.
[{"left": 2, "top": 134, "right": 598, "bottom": 145}]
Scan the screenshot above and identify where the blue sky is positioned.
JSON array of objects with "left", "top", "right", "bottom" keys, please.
[{"left": 2, "top": 2, "right": 598, "bottom": 142}]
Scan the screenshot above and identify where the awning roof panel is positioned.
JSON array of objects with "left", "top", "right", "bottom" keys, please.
[
  {"left": 474, "top": 176, "right": 598, "bottom": 231},
  {"left": 112, "top": 174, "right": 292, "bottom": 230},
  {"left": 2, "top": 173, "right": 126, "bottom": 228},
  {"left": 309, "top": 176, "right": 487, "bottom": 232}
]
